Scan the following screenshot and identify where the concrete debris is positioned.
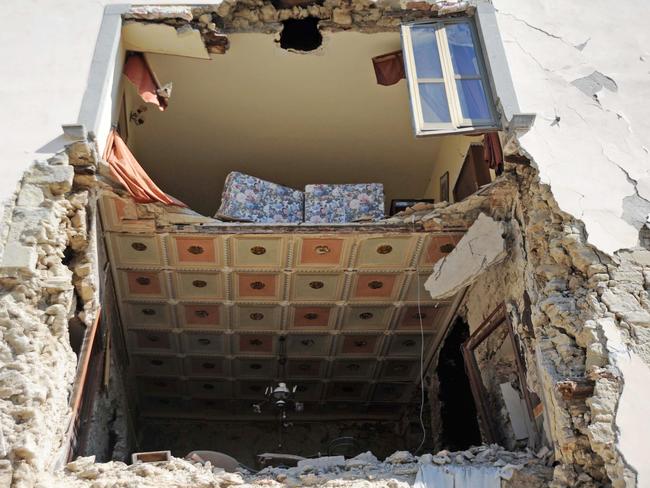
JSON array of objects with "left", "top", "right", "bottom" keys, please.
[
  {"left": 424, "top": 213, "right": 508, "bottom": 299},
  {"left": 41, "top": 447, "right": 551, "bottom": 487}
]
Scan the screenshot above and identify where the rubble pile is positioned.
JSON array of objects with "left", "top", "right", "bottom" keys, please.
[{"left": 40, "top": 446, "right": 551, "bottom": 487}]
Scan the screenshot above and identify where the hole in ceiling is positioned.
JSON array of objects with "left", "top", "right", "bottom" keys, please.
[
  {"left": 309, "top": 281, "right": 324, "bottom": 289},
  {"left": 250, "top": 363, "right": 262, "bottom": 370},
  {"left": 249, "top": 339, "right": 264, "bottom": 346},
  {"left": 359, "top": 312, "right": 373, "bottom": 320},
  {"left": 197, "top": 338, "right": 211, "bottom": 345},
  {"left": 368, "top": 280, "right": 383, "bottom": 289},
  {"left": 304, "top": 313, "right": 319, "bottom": 320},
  {"left": 195, "top": 310, "right": 209, "bottom": 318},
  {"left": 279, "top": 17, "right": 322, "bottom": 52},
  {"left": 300, "top": 339, "right": 315, "bottom": 347},
  {"left": 202, "top": 362, "right": 216, "bottom": 369},
  {"left": 136, "top": 277, "right": 151, "bottom": 286},
  {"left": 142, "top": 308, "right": 156, "bottom": 316},
  {"left": 203, "top": 383, "right": 215, "bottom": 390},
  {"left": 192, "top": 280, "right": 208, "bottom": 288},
  {"left": 354, "top": 340, "right": 368, "bottom": 347},
  {"left": 250, "top": 281, "right": 266, "bottom": 290},
  {"left": 249, "top": 312, "right": 264, "bottom": 320}
]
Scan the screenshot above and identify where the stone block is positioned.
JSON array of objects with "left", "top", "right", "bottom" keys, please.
[
  {"left": 24, "top": 163, "right": 74, "bottom": 195},
  {"left": 16, "top": 185, "right": 44, "bottom": 207},
  {"left": 66, "top": 141, "right": 96, "bottom": 166},
  {"left": 0, "top": 243, "right": 37, "bottom": 276}
]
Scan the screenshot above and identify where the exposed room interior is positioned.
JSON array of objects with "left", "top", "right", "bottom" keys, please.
[
  {"left": 120, "top": 27, "right": 493, "bottom": 216},
  {"left": 68, "top": 8, "right": 532, "bottom": 472}
]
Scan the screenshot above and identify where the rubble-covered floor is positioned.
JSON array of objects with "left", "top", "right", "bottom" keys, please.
[{"left": 41, "top": 445, "right": 553, "bottom": 488}]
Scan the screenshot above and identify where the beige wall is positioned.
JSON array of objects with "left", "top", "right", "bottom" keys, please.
[
  {"left": 423, "top": 135, "right": 482, "bottom": 203},
  {"left": 127, "top": 32, "right": 445, "bottom": 216}
]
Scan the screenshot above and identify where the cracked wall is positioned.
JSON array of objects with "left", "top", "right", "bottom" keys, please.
[{"left": 493, "top": 0, "right": 650, "bottom": 255}]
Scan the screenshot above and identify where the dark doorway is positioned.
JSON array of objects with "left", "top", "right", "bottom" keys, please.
[{"left": 437, "top": 318, "right": 481, "bottom": 450}]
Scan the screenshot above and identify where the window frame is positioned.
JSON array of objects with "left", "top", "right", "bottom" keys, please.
[{"left": 402, "top": 18, "right": 499, "bottom": 136}]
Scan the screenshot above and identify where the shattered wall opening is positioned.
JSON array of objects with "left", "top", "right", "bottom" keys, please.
[
  {"left": 3, "top": 2, "right": 649, "bottom": 488},
  {"left": 279, "top": 18, "right": 323, "bottom": 51}
]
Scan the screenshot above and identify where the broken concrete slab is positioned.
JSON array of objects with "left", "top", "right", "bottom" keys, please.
[{"left": 424, "top": 213, "right": 507, "bottom": 300}]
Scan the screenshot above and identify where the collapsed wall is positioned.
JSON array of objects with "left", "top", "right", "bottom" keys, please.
[{"left": 1, "top": 3, "right": 649, "bottom": 488}]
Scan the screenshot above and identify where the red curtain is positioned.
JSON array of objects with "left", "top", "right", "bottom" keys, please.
[
  {"left": 483, "top": 132, "right": 503, "bottom": 174},
  {"left": 123, "top": 52, "right": 167, "bottom": 111},
  {"left": 103, "top": 129, "right": 186, "bottom": 207},
  {"left": 372, "top": 51, "right": 405, "bottom": 86}
]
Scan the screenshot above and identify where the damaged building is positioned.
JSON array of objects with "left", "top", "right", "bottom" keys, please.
[{"left": 1, "top": 0, "right": 650, "bottom": 487}]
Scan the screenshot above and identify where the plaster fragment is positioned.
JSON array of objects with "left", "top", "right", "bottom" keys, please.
[{"left": 424, "top": 214, "right": 507, "bottom": 300}]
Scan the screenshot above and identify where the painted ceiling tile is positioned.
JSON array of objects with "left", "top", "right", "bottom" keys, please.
[{"left": 355, "top": 235, "right": 417, "bottom": 269}]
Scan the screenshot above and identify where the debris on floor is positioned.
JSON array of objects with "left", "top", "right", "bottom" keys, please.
[{"left": 47, "top": 446, "right": 553, "bottom": 487}]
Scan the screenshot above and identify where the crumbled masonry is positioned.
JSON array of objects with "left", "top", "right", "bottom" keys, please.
[{"left": 40, "top": 446, "right": 552, "bottom": 487}]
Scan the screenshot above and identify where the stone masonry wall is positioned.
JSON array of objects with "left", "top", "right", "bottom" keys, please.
[{"left": 0, "top": 137, "right": 106, "bottom": 487}]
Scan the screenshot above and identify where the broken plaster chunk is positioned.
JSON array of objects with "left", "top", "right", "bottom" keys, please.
[
  {"left": 424, "top": 213, "right": 508, "bottom": 300},
  {"left": 332, "top": 8, "right": 353, "bottom": 25},
  {"left": 384, "top": 451, "right": 415, "bottom": 464},
  {"left": 297, "top": 456, "right": 345, "bottom": 471},
  {"left": 126, "top": 6, "right": 194, "bottom": 22}
]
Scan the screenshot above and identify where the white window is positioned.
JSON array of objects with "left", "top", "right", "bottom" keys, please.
[{"left": 402, "top": 20, "right": 497, "bottom": 136}]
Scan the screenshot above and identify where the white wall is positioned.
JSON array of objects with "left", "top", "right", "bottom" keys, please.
[
  {"left": 493, "top": 0, "right": 650, "bottom": 256},
  {"left": 0, "top": 1, "right": 212, "bottom": 211}
]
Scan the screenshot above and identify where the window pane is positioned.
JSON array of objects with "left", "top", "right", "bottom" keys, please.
[
  {"left": 446, "top": 22, "right": 480, "bottom": 76},
  {"left": 419, "top": 83, "right": 451, "bottom": 123},
  {"left": 456, "top": 79, "right": 491, "bottom": 121},
  {"left": 411, "top": 26, "right": 443, "bottom": 79}
]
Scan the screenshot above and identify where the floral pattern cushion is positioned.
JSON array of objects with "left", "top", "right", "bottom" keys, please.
[
  {"left": 216, "top": 172, "right": 304, "bottom": 223},
  {"left": 304, "top": 184, "right": 385, "bottom": 224}
]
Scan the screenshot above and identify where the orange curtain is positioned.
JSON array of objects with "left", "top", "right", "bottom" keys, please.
[
  {"left": 103, "top": 129, "right": 186, "bottom": 207},
  {"left": 123, "top": 52, "right": 167, "bottom": 111}
]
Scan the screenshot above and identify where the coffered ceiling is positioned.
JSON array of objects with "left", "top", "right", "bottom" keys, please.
[{"left": 100, "top": 195, "right": 465, "bottom": 421}]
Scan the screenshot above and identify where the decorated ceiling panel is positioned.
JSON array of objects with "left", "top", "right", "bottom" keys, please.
[{"left": 102, "top": 196, "right": 465, "bottom": 420}]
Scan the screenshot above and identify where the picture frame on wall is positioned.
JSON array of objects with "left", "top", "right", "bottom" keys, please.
[{"left": 440, "top": 172, "right": 450, "bottom": 203}]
